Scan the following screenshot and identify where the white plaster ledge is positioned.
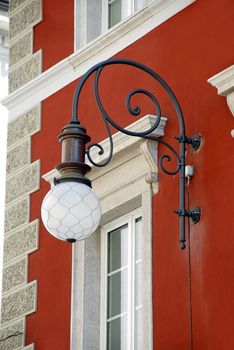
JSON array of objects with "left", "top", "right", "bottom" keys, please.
[{"left": 208, "top": 65, "right": 234, "bottom": 137}]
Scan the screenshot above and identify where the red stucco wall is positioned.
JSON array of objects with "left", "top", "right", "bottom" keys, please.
[{"left": 28, "top": 0, "right": 234, "bottom": 349}]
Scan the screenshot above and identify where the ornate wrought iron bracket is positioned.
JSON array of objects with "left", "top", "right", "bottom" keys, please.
[{"left": 56, "top": 58, "right": 201, "bottom": 249}]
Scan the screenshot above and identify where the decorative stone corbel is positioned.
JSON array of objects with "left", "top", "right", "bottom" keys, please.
[
  {"left": 208, "top": 65, "right": 234, "bottom": 137},
  {"left": 140, "top": 139, "right": 158, "bottom": 194}
]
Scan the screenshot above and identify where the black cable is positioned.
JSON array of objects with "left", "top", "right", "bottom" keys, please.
[
  {"left": 0, "top": 331, "right": 23, "bottom": 342},
  {"left": 186, "top": 184, "right": 193, "bottom": 350}
]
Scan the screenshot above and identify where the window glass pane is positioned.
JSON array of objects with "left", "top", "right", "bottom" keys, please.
[
  {"left": 107, "top": 314, "right": 127, "bottom": 350},
  {"left": 107, "top": 269, "right": 128, "bottom": 318},
  {"left": 108, "top": 0, "right": 122, "bottom": 28},
  {"left": 108, "top": 224, "right": 128, "bottom": 273}
]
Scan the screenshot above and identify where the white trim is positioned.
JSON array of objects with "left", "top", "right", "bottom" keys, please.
[
  {"left": 208, "top": 64, "right": 234, "bottom": 137},
  {"left": 70, "top": 242, "right": 85, "bottom": 350},
  {"left": 74, "top": 0, "right": 88, "bottom": 50},
  {"left": 208, "top": 65, "right": 234, "bottom": 95},
  {"left": 100, "top": 219, "right": 108, "bottom": 350},
  {"left": 2, "top": 0, "right": 196, "bottom": 122},
  {"left": 100, "top": 209, "right": 142, "bottom": 350},
  {"left": 102, "top": 0, "right": 108, "bottom": 32}
]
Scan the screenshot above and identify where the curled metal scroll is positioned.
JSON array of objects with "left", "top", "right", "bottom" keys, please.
[
  {"left": 81, "top": 62, "right": 182, "bottom": 177},
  {"left": 86, "top": 65, "right": 167, "bottom": 169},
  {"left": 70, "top": 58, "right": 199, "bottom": 249},
  {"left": 144, "top": 137, "right": 181, "bottom": 175}
]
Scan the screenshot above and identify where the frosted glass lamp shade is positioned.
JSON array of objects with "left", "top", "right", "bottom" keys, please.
[{"left": 41, "top": 182, "right": 101, "bottom": 242}]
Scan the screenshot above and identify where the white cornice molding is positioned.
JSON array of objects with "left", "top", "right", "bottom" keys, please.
[
  {"left": 208, "top": 65, "right": 234, "bottom": 95},
  {"left": 42, "top": 114, "right": 167, "bottom": 185},
  {"left": 208, "top": 65, "right": 234, "bottom": 138},
  {"left": 1, "top": 0, "right": 195, "bottom": 122}
]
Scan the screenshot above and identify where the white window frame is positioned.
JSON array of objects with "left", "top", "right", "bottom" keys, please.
[
  {"left": 100, "top": 208, "right": 142, "bottom": 349},
  {"left": 102, "top": 0, "right": 144, "bottom": 32},
  {"left": 75, "top": 0, "right": 148, "bottom": 50}
]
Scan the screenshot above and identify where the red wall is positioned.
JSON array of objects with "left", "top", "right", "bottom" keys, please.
[{"left": 29, "top": 0, "right": 234, "bottom": 349}]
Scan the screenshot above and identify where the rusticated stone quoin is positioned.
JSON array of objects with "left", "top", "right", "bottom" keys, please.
[
  {"left": 10, "top": 0, "right": 42, "bottom": 39},
  {"left": 4, "top": 197, "right": 29, "bottom": 234},
  {"left": 1, "top": 281, "right": 37, "bottom": 324},
  {"left": 3, "top": 220, "right": 39, "bottom": 264},
  {"left": 7, "top": 105, "right": 41, "bottom": 147},
  {"left": 6, "top": 161, "right": 40, "bottom": 204},
  {"left": 9, "top": 30, "right": 33, "bottom": 67},
  {"left": 4, "top": 0, "right": 42, "bottom": 344},
  {"left": 2, "top": 258, "right": 27, "bottom": 293},
  {"left": 6, "top": 138, "right": 30, "bottom": 175},
  {"left": 10, "top": 0, "right": 28, "bottom": 13},
  {"left": 9, "top": 51, "right": 42, "bottom": 93},
  {"left": 0, "top": 318, "right": 24, "bottom": 350},
  {"left": 23, "top": 345, "right": 35, "bottom": 350}
]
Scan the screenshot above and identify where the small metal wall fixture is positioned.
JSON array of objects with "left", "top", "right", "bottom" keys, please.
[{"left": 41, "top": 59, "right": 201, "bottom": 249}]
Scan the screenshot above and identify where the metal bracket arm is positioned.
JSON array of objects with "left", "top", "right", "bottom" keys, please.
[{"left": 175, "top": 207, "right": 201, "bottom": 224}]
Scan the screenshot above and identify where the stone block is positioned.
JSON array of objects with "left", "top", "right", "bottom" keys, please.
[
  {"left": 2, "top": 258, "right": 27, "bottom": 293},
  {"left": 7, "top": 105, "right": 41, "bottom": 148},
  {"left": 6, "top": 139, "right": 30, "bottom": 176},
  {"left": 23, "top": 345, "right": 35, "bottom": 350},
  {"left": 10, "top": 0, "right": 28, "bottom": 13},
  {"left": 1, "top": 281, "right": 37, "bottom": 324},
  {"left": 9, "top": 30, "right": 33, "bottom": 67},
  {"left": 9, "top": 51, "right": 42, "bottom": 93},
  {"left": 4, "top": 197, "right": 29, "bottom": 234},
  {"left": 3, "top": 220, "right": 38, "bottom": 264},
  {"left": 6, "top": 161, "right": 40, "bottom": 205},
  {"left": 0, "top": 318, "right": 24, "bottom": 349},
  {"left": 10, "top": 0, "right": 42, "bottom": 40}
]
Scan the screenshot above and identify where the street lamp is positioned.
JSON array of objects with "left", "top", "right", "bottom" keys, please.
[{"left": 41, "top": 59, "right": 201, "bottom": 249}]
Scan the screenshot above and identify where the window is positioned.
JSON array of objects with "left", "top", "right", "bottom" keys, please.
[
  {"left": 105, "top": 0, "right": 143, "bottom": 29},
  {"left": 75, "top": 0, "right": 145, "bottom": 49},
  {"left": 100, "top": 210, "right": 143, "bottom": 349}
]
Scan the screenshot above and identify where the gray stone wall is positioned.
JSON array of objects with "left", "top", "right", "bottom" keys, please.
[{"left": 1, "top": 1, "right": 43, "bottom": 349}]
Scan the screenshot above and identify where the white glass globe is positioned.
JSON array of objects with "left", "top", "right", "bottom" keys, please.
[{"left": 41, "top": 182, "right": 101, "bottom": 242}]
